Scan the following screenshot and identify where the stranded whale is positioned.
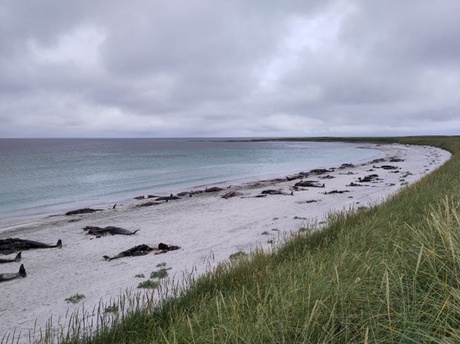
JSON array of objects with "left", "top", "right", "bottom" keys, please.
[
  {"left": 0, "top": 264, "right": 26, "bottom": 282},
  {"left": 103, "top": 243, "right": 180, "bottom": 261},
  {"left": 103, "top": 244, "right": 153, "bottom": 261},
  {"left": 0, "top": 239, "right": 62, "bottom": 255},
  {"left": 0, "top": 252, "right": 21, "bottom": 264},
  {"left": 83, "top": 226, "right": 139, "bottom": 236}
]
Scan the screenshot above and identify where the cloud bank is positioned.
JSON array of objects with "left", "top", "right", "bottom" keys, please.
[{"left": 1, "top": 0, "right": 459, "bottom": 137}]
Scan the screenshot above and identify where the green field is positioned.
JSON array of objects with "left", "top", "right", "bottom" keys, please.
[{"left": 44, "top": 136, "right": 460, "bottom": 343}]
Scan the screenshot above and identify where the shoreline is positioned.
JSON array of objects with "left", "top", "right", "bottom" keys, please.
[
  {"left": 0, "top": 143, "right": 451, "bottom": 343},
  {"left": 0, "top": 144, "right": 384, "bottom": 233}
]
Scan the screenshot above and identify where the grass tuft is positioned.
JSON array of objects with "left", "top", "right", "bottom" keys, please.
[
  {"left": 65, "top": 294, "right": 85, "bottom": 304},
  {"left": 137, "top": 280, "right": 159, "bottom": 289}
]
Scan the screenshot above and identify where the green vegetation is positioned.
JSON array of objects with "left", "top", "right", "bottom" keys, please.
[
  {"left": 150, "top": 268, "right": 170, "bottom": 279},
  {"left": 229, "top": 251, "right": 247, "bottom": 260},
  {"left": 135, "top": 266, "right": 171, "bottom": 291},
  {"left": 49, "top": 136, "right": 460, "bottom": 343},
  {"left": 103, "top": 304, "right": 119, "bottom": 314},
  {"left": 137, "top": 280, "right": 159, "bottom": 289},
  {"left": 65, "top": 293, "right": 85, "bottom": 304}
]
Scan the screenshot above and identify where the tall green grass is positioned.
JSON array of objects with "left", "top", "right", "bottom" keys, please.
[{"left": 42, "top": 136, "right": 460, "bottom": 343}]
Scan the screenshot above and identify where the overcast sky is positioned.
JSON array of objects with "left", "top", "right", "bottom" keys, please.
[{"left": 0, "top": 1, "right": 459, "bottom": 138}]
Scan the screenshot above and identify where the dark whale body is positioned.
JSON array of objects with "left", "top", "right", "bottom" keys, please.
[
  {"left": 103, "top": 244, "right": 153, "bottom": 261},
  {"left": 65, "top": 208, "right": 103, "bottom": 216},
  {"left": 83, "top": 226, "right": 139, "bottom": 236},
  {"left": 0, "top": 264, "right": 26, "bottom": 282},
  {"left": 103, "top": 243, "right": 180, "bottom": 261},
  {"left": 0, "top": 252, "right": 21, "bottom": 264},
  {"left": 0, "top": 238, "right": 62, "bottom": 255}
]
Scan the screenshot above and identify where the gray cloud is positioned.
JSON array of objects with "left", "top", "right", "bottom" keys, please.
[{"left": 0, "top": 0, "right": 459, "bottom": 137}]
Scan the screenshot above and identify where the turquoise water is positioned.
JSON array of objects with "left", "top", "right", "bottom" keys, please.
[{"left": 0, "top": 139, "right": 383, "bottom": 225}]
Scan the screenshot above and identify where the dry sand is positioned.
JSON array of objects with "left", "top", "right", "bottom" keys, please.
[{"left": 0, "top": 143, "right": 451, "bottom": 343}]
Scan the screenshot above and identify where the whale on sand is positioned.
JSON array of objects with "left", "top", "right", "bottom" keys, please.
[
  {"left": 0, "top": 252, "right": 21, "bottom": 264},
  {"left": 83, "top": 226, "right": 139, "bottom": 236},
  {"left": 103, "top": 243, "right": 180, "bottom": 261},
  {"left": 103, "top": 244, "right": 153, "bottom": 261},
  {"left": 0, "top": 239, "right": 62, "bottom": 255},
  {"left": 0, "top": 264, "right": 26, "bottom": 282}
]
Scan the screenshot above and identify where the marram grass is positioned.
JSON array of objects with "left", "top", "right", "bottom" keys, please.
[{"left": 28, "top": 136, "right": 460, "bottom": 343}]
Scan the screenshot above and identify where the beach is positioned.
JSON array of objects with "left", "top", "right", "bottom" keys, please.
[{"left": 0, "top": 143, "right": 451, "bottom": 343}]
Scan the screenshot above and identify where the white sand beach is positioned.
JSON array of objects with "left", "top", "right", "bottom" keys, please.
[{"left": 0, "top": 143, "right": 451, "bottom": 343}]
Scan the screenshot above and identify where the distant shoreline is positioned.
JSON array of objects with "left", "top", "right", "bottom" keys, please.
[{"left": 0, "top": 140, "right": 384, "bottom": 232}]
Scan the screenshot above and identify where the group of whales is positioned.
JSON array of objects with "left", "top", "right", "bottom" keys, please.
[
  {"left": 0, "top": 238, "right": 62, "bottom": 282},
  {"left": 1, "top": 223, "right": 181, "bottom": 282}
]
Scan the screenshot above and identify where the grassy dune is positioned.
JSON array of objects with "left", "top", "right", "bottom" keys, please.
[{"left": 53, "top": 136, "right": 460, "bottom": 343}]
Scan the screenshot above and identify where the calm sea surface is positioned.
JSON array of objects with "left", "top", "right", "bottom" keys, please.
[{"left": 0, "top": 139, "right": 384, "bottom": 226}]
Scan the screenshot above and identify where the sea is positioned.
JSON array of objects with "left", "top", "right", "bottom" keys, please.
[{"left": 0, "top": 138, "right": 384, "bottom": 228}]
